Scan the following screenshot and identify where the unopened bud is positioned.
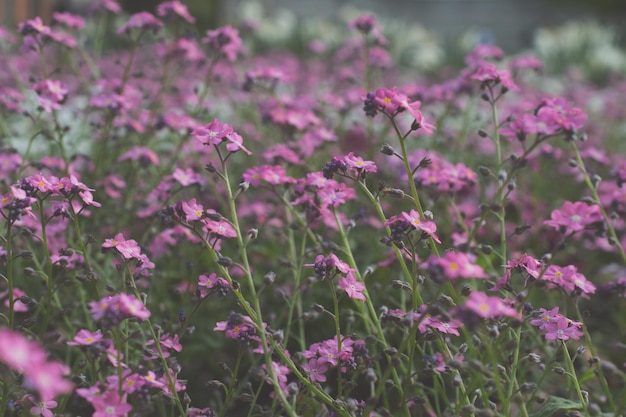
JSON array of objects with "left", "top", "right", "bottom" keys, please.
[
  {"left": 380, "top": 143, "right": 394, "bottom": 155},
  {"left": 264, "top": 271, "right": 276, "bottom": 286}
]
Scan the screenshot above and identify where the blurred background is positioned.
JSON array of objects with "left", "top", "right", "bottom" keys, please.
[
  {"left": 1, "top": 0, "right": 625, "bottom": 52},
  {"left": 2, "top": 0, "right": 626, "bottom": 82}
]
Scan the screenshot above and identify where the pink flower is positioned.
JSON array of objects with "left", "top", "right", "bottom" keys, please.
[
  {"left": 101, "top": 233, "right": 144, "bottom": 261},
  {"left": 529, "top": 307, "right": 561, "bottom": 330},
  {"left": 471, "top": 63, "right": 520, "bottom": 92},
  {"left": 492, "top": 254, "right": 543, "bottom": 291},
  {"left": 118, "top": 146, "right": 159, "bottom": 166},
  {"left": 19, "top": 17, "right": 51, "bottom": 36},
  {"left": 343, "top": 152, "right": 377, "bottom": 175},
  {"left": 0, "top": 329, "right": 47, "bottom": 372},
  {"left": 543, "top": 317, "right": 583, "bottom": 341},
  {"left": 422, "top": 251, "right": 488, "bottom": 280},
  {"left": 24, "top": 362, "right": 73, "bottom": 402},
  {"left": 27, "top": 397, "right": 57, "bottom": 417},
  {"left": 544, "top": 201, "right": 603, "bottom": 235},
  {"left": 118, "top": 293, "right": 151, "bottom": 321},
  {"left": 117, "top": 12, "right": 162, "bottom": 34},
  {"left": 91, "top": 389, "right": 132, "bottom": 417},
  {"left": 243, "top": 165, "right": 296, "bottom": 187},
  {"left": 401, "top": 210, "right": 442, "bottom": 244},
  {"left": 538, "top": 97, "right": 587, "bottom": 131},
  {"left": 202, "top": 218, "right": 237, "bottom": 238},
  {"left": 338, "top": 272, "right": 366, "bottom": 302},
  {"left": 192, "top": 119, "right": 230, "bottom": 145},
  {"left": 172, "top": 168, "right": 202, "bottom": 187},
  {"left": 302, "top": 358, "right": 328, "bottom": 382},
  {"left": 52, "top": 12, "right": 85, "bottom": 29},
  {"left": 156, "top": 1, "right": 196, "bottom": 24},
  {"left": 203, "top": 25, "right": 242, "bottom": 62},
  {"left": 305, "top": 254, "right": 354, "bottom": 277},
  {"left": 67, "top": 329, "right": 103, "bottom": 346},
  {"left": 462, "top": 292, "right": 521, "bottom": 320},
  {"left": 181, "top": 198, "right": 205, "bottom": 222},
  {"left": 116, "top": 239, "right": 142, "bottom": 260}
]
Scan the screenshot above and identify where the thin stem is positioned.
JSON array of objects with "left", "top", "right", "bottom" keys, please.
[
  {"left": 561, "top": 341, "right": 590, "bottom": 417},
  {"left": 327, "top": 280, "right": 343, "bottom": 398},
  {"left": 571, "top": 141, "right": 626, "bottom": 264},
  {"left": 5, "top": 222, "right": 13, "bottom": 330},
  {"left": 127, "top": 272, "right": 187, "bottom": 417}
]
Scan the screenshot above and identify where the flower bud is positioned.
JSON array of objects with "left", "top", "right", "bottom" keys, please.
[{"left": 380, "top": 143, "right": 395, "bottom": 155}]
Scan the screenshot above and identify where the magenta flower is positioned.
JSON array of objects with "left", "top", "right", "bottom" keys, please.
[
  {"left": 243, "top": 165, "right": 296, "bottom": 187},
  {"left": 544, "top": 201, "right": 603, "bottom": 235},
  {"left": 0, "top": 329, "right": 47, "bottom": 373},
  {"left": 91, "top": 389, "right": 132, "bottom": 417},
  {"left": 538, "top": 97, "right": 587, "bottom": 131},
  {"left": 492, "top": 253, "right": 543, "bottom": 291},
  {"left": 462, "top": 291, "right": 521, "bottom": 320},
  {"left": 25, "top": 362, "right": 73, "bottom": 402},
  {"left": 471, "top": 63, "right": 520, "bottom": 92},
  {"left": 90, "top": 0, "right": 122, "bottom": 13},
  {"left": 338, "top": 272, "right": 366, "bottom": 302},
  {"left": 192, "top": 119, "right": 229, "bottom": 146},
  {"left": 67, "top": 329, "right": 103, "bottom": 346},
  {"left": 156, "top": 1, "right": 196, "bottom": 24},
  {"left": 28, "top": 398, "right": 57, "bottom": 417},
  {"left": 19, "top": 17, "right": 51, "bottom": 36},
  {"left": 543, "top": 317, "right": 584, "bottom": 341},
  {"left": 529, "top": 307, "right": 561, "bottom": 330},
  {"left": 202, "top": 218, "right": 237, "bottom": 238},
  {"left": 172, "top": 167, "right": 202, "bottom": 187},
  {"left": 302, "top": 358, "right": 328, "bottom": 382},
  {"left": 422, "top": 251, "right": 488, "bottom": 280},
  {"left": 117, "top": 293, "right": 151, "bottom": 321},
  {"left": 305, "top": 253, "right": 355, "bottom": 278},
  {"left": 33, "top": 79, "right": 67, "bottom": 112},
  {"left": 203, "top": 25, "right": 243, "bottom": 62},
  {"left": 118, "top": 146, "right": 160, "bottom": 166},
  {"left": 343, "top": 152, "right": 378, "bottom": 175},
  {"left": 198, "top": 273, "right": 231, "bottom": 297},
  {"left": 349, "top": 15, "right": 377, "bottom": 34},
  {"left": 181, "top": 198, "right": 205, "bottom": 222},
  {"left": 401, "top": 210, "right": 442, "bottom": 244},
  {"left": 117, "top": 12, "right": 162, "bottom": 34},
  {"left": 52, "top": 12, "right": 85, "bottom": 29}
]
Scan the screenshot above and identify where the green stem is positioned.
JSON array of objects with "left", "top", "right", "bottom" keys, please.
[
  {"left": 569, "top": 300, "right": 616, "bottom": 411},
  {"left": 127, "top": 273, "right": 187, "bottom": 417},
  {"left": 327, "top": 280, "right": 344, "bottom": 398},
  {"left": 219, "top": 152, "right": 303, "bottom": 417},
  {"left": 218, "top": 347, "right": 243, "bottom": 417},
  {"left": 561, "top": 341, "right": 590, "bottom": 417},
  {"left": 571, "top": 141, "right": 626, "bottom": 264},
  {"left": 5, "top": 222, "right": 13, "bottom": 330}
]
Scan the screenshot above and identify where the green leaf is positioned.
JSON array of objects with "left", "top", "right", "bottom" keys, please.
[{"left": 529, "top": 396, "right": 583, "bottom": 417}]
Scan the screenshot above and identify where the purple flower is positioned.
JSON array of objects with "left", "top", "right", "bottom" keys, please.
[
  {"left": 338, "top": 272, "right": 366, "bottom": 302},
  {"left": 543, "top": 317, "right": 584, "bottom": 341},
  {"left": 302, "top": 358, "right": 328, "bottom": 382},
  {"left": 544, "top": 201, "right": 603, "bottom": 235}
]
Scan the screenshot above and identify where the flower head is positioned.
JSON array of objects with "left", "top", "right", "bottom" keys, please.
[
  {"left": 117, "top": 12, "right": 162, "bottom": 34},
  {"left": 338, "top": 272, "right": 366, "bottom": 301},
  {"left": 401, "top": 210, "right": 442, "bottom": 244},
  {"left": 461, "top": 291, "right": 521, "bottom": 320},
  {"left": 156, "top": 1, "right": 195, "bottom": 23},
  {"left": 203, "top": 25, "right": 242, "bottom": 62},
  {"left": 544, "top": 201, "right": 603, "bottom": 235}
]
